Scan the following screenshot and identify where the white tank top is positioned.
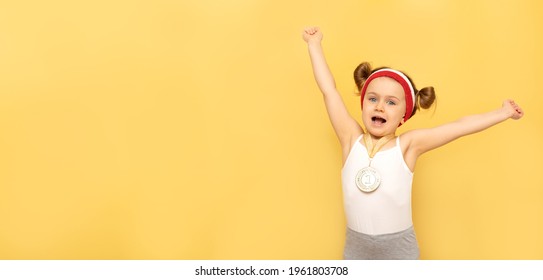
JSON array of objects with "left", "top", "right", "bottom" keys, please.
[{"left": 341, "top": 134, "right": 413, "bottom": 235}]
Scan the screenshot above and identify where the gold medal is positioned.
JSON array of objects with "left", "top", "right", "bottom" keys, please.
[{"left": 355, "top": 133, "right": 395, "bottom": 193}]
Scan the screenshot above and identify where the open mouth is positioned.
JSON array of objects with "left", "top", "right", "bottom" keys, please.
[{"left": 371, "top": 116, "right": 387, "bottom": 124}]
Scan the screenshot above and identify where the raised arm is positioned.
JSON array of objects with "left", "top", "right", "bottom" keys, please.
[
  {"left": 402, "top": 99, "right": 524, "bottom": 164},
  {"left": 302, "top": 27, "right": 362, "bottom": 148}
]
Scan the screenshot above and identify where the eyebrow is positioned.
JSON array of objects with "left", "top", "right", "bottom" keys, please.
[{"left": 366, "top": 92, "right": 401, "bottom": 101}]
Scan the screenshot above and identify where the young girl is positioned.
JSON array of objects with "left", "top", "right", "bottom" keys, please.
[{"left": 302, "top": 26, "right": 524, "bottom": 260}]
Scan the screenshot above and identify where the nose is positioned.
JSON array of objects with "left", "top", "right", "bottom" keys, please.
[{"left": 375, "top": 101, "right": 384, "bottom": 112}]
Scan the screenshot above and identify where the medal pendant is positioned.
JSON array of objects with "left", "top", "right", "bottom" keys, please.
[{"left": 355, "top": 166, "right": 381, "bottom": 193}]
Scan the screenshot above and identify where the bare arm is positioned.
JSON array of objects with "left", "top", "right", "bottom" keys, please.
[
  {"left": 403, "top": 99, "right": 524, "bottom": 162},
  {"left": 302, "top": 27, "right": 362, "bottom": 147}
]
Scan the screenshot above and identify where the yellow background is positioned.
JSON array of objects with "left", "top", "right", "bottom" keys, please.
[{"left": 0, "top": 0, "right": 542, "bottom": 259}]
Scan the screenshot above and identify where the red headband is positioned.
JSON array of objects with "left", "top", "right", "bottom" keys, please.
[{"left": 360, "top": 69, "right": 416, "bottom": 125}]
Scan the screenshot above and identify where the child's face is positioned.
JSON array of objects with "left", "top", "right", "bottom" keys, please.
[{"left": 362, "top": 77, "right": 407, "bottom": 137}]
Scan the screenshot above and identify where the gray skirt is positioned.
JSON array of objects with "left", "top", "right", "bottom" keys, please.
[{"left": 343, "top": 226, "right": 420, "bottom": 260}]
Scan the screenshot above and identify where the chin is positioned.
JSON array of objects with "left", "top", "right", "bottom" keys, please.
[
  {"left": 365, "top": 128, "right": 385, "bottom": 136},
  {"left": 367, "top": 126, "right": 396, "bottom": 136}
]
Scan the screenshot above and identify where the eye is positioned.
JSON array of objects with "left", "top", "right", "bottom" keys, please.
[
  {"left": 387, "top": 100, "right": 396, "bottom": 106},
  {"left": 368, "top": 97, "right": 377, "bottom": 103}
]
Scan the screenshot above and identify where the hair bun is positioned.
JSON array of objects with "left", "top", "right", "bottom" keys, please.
[
  {"left": 416, "top": 86, "right": 436, "bottom": 109},
  {"left": 353, "top": 62, "right": 372, "bottom": 92}
]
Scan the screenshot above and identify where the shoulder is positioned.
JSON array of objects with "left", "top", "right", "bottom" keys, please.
[
  {"left": 398, "top": 130, "right": 417, "bottom": 151},
  {"left": 341, "top": 131, "right": 364, "bottom": 164},
  {"left": 341, "top": 126, "right": 364, "bottom": 149},
  {"left": 397, "top": 130, "right": 423, "bottom": 171},
  {"left": 346, "top": 131, "right": 364, "bottom": 151}
]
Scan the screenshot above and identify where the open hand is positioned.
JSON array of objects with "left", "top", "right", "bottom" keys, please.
[{"left": 302, "top": 26, "right": 323, "bottom": 43}]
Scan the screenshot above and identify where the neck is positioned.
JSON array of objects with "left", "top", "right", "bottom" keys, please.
[
  {"left": 363, "top": 132, "right": 396, "bottom": 158},
  {"left": 367, "top": 132, "right": 395, "bottom": 143}
]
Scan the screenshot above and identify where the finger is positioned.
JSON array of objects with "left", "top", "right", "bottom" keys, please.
[{"left": 517, "top": 108, "right": 524, "bottom": 118}]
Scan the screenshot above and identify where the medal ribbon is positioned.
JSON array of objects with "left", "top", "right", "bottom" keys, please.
[{"left": 363, "top": 133, "right": 395, "bottom": 165}]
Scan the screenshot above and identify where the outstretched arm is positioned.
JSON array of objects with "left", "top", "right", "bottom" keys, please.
[
  {"left": 302, "top": 27, "right": 361, "bottom": 147},
  {"left": 403, "top": 99, "right": 524, "bottom": 159}
]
